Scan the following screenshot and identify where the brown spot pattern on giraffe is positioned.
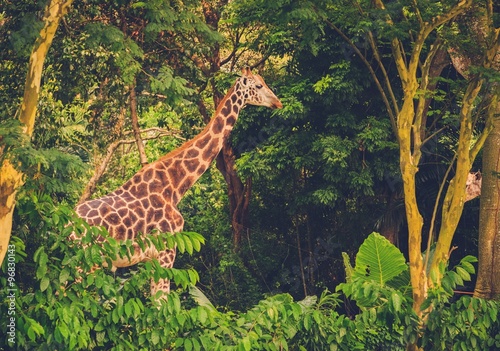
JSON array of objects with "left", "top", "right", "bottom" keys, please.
[
  {"left": 226, "top": 115, "right": 236, "bottom": 126},
  {"left": 148, "top": 180, "right": 163, "bottom": 194},
  {"left": 221, "top": 100, "right": 232, "bottom": 116},
  {"left": 212, "top": 118, "right": 224, "bottom": 134},
  {"left": 195, "top": 134, "right": 211, "bottom": 148},
  {"left": 202, "top": 138, "right": 220, "bottom": 161},
  {"left": 143, "top": 168, "right": 154, "bottom": 182},
  {"left": 185, "top": 149, "right": 199, "bottom": 158},
  {"left": 184, "top": 160, "right": 199, "bottom": 173}
]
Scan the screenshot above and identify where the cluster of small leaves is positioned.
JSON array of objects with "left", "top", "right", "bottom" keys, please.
[
  {"left": 422, "top": 296, "right": 500, "bottom": 351},
  {"left": 3, "top": 210, "right": 500, "bottom": 351},
  {"left": 0, "top": 119, "right": 86, "bottom": 200},
  {"left": 422, "top": 255, "right": 478, "bottom": 310},
  {"left": 84, "top": 23, "right": 143, "bottom": 85},
  {"left": 150, "top": 66, "right": 196, "bottom": 106}
]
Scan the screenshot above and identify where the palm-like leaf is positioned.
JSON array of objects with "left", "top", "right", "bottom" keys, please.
[{"left": 353, "top": 232, "right": 407, "bottom": 286}]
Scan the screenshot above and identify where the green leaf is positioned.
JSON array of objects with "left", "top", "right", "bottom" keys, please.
[
  {"left": 190, "top": 233, "right": 203, "bottom": 252},
  {"left": 185, "top": 338, "right": 193, "bottom": 351},
  {"left": 176, "top": 234, "right": 186, "bottom": 253},
  {"left": 391, "top": 291, "right": 402, "bottom": 312},
  {"left": 198, "top": 307, "right": 208, "bottom": 324},
  {"left": 151, "top": 330, "right": 160, "bottom": 345},
  {"left": 175, "top": 338, "right": 184, "bottom": 347},
  {"left": 455, "top": 266, "right": 471, "bottom": 281},
  {"left": 241, "top": 337, "right": 251, "bottom": 351},
  {"left": 52, "top": 212, "right": 60, "bottom": 225},
  {"left": 353, "top": 232, "right": 407, "bottom": 285},
  {"left": 40, "top": 276, "right": 50, "bottom": 292},
  {"left": 124, "top": 301, "right": 132, "bottom": 318},
  {"left": 460, "top": 261, "right": 475, "bottom": 274},
  {"left": 57, "top": 322, "right": 70, "bottom": 339},
  {"left": 189, "top": 286, "right": 216, "bottom": 311},
  {"left": 467, "top": 308, "right": 474, "bottom": 323},
  {"left": 188, "top": 269, "right": 199, "bottom": 284},
  {"left": 184, "top": 235, "right": 194, "bottom": 255},
  {"left": 90, "top": 245, "right": 101, "bottom": 263},
  {"left": 112, "top": 308, "right": 119, "bottom": 324},
  {"left": 59, "top": 268, "right": 70, "bottom": 284}
]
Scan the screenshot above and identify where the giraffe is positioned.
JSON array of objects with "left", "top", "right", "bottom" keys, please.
[{"left": 74, "top": 67, "right": 282, "bottom": 296}]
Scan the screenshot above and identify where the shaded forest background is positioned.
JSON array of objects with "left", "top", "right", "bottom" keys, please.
[{"left": 1, "top": 0, "right": 500, "bottom": 350}]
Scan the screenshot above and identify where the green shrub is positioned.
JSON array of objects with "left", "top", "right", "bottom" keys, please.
[{"left": 2, "top": 216, "right": 500, "bottom": 350}]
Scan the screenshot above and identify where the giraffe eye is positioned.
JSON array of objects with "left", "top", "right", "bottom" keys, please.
[{"left": 256, "top": 84, "right": 263, "bottom": 89}]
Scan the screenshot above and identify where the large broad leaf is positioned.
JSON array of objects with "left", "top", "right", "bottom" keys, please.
[{"left": 353, "top": 232, "right": 407, "bottom": 286}]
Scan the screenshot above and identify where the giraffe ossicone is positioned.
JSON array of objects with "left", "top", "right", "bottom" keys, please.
[{"left": 74, "top": 67, "right": 282, "bottom": 297}]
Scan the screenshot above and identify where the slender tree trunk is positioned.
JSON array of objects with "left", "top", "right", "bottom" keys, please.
[
  {"left": 129, "top": 82, "right": 148, "bottom": 166},
  {"left": 432, "top": 6, "right": 500, "bottom": 284},
  {"left": 0, "top": 0, "right": 73, "bottom": 266},
  {"left": 398, "top": 96, "right": 427, "bottom": 315},
  {"left": 475, "top": 95, "right": 500, "bottom": 300},
  {"left": 215, "top": 146, "right": 251, "bottom": 249},
  {"left": 295, "top": 217, "right": 307, "bottom": 298},
  {"left": 430, "top": 77, "right": 481, "bottom": 274}
]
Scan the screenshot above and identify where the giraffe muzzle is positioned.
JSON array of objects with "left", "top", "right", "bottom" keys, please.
[{"left": 271, "top": 99, "right": 283, "bottom": 109}]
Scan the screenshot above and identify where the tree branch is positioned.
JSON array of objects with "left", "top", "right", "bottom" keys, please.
[{"left": 324, "top": 19, "right": 398, "bottom": 137}]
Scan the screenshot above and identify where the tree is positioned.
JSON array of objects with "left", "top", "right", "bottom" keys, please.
[
  {"left": 476, "top": 96, "right": 500, "bottom": 300},
  {"left": 0, "top": 0, "right": 73, "bottom": 266},
  {"left": 471, "top": 1, "right": 500, "bottom": 300}
]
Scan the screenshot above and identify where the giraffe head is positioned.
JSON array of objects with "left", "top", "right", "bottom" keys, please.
[{"left": 237, "top": 67, "right": 283, "bottom": 109}]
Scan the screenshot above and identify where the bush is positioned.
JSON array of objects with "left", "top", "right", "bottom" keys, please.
[{"left": 2, "top": 214, "right": 500, "bottom": 350}]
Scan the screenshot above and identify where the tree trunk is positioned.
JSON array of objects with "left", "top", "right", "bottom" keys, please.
[
  {"left": 475, "top": 96, "right": 500, "bottom": 300},
  {"left": 398, "top": 96, "right": 427, "bottom": 315},
  {"left": 0, "top": 0, "right": 73, "bottom": 266},
  {"left": 430, "top": 76, "right": 483, "bottom": 281},
  {"left": 129, "top": 82, "right": 148, "bottom": 166}
]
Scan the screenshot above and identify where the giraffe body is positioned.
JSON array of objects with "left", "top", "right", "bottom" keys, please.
[{"left": 75, "top": 68, "right": 282, "bottom": 295}]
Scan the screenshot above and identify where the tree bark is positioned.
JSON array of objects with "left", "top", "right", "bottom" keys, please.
[
  {"left": 215, "top": 147, "right": 251, "bottom": 250},
  {"left": 0, "top": 0, "right": 73, "bottom": 266},
  {"left": 129, "top": 82, "right": 148, "bottom": 166},
  {"left": 475, "top": 96, "right": 500, "bottom": 300}
]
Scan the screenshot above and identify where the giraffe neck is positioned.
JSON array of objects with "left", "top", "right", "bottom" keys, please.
[{"left": 154, "top": 83, "right": 244, "bottom": 205}]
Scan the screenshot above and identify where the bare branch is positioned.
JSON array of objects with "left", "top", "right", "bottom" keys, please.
[
  {"left": 324, "top": 19, "right": 398, "bottom": 137},
  {"left": 366, "top": 31, "right": 400, "bottom": 116}
]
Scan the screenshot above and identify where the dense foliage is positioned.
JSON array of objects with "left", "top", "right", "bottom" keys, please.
[
  {"left": 1, "top": 0, "right": 499, "bottom": 349},
  {"left": 2, "top": 221, "right": 500, "bottom": 350}
]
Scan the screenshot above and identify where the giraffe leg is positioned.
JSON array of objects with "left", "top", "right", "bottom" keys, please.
[{"left": 150, "top": 247, "right": 176, "bottom": 297}]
